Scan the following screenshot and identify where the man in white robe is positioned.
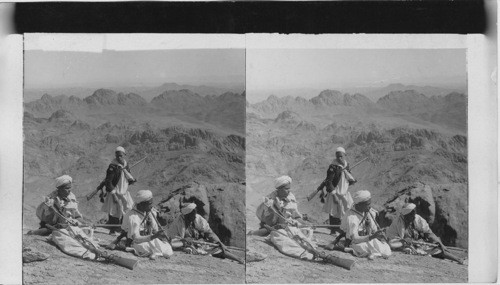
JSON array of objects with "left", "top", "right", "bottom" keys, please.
[
  {"left": 251, "top": 175, "right": 303, "bottom": 236},
  {"left": 340, "top": 190, "right": 391, "bottom": 259},
  {"left": 30, "top": 175, "right": 84, "bottom": 235},
  {"left": 318, "top": 147, "right": 355, "bottom": 234},
  {"left": 101, "top": 146, "right": 136, "bottom": 234},
  {"left": 121, "top": 190, "right": 173, "bottom": 259}
]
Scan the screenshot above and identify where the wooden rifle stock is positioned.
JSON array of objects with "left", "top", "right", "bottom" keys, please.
[{"left": 46, "top": 224, "right": 138, "bottom": 270}]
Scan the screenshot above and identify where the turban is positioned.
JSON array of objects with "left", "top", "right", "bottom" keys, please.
[
  {"left": 352, "top": 190, "right": 371, "bottom": 204},
  {"left": 135, "top": 190, "right": 153, "bottom": 203},
  {"left": 401, "top": 203, "right": 416, "bottom": 215},
  {"left": 275, "top": 175, "right": 292, "bottom": 189},
  {"left": 55, "top": 175, "right": 72, "bottom": 188},
  {"left": 181, "top": 203, "right": 197, "bottom": 215},
  {"left": 116, "top": 146, "right": 126, "bottom": 154},
  {"left": 336, "top": 147, "right": 346, "bottom": 154}
]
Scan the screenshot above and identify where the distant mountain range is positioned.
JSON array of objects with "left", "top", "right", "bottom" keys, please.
[
  {"left": 25, "top": 88, "right": 246, "bottom": 135},
  {"left": 248, "top": 88, "right": 466, "bottom": 132},
  {"left": 24, "top": 82, "right": 245, "bottom": 103}
]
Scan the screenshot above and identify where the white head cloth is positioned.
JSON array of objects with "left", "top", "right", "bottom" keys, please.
[
  {"left": 336, "top": 146, "right": 346, "bottom": 154},
  {"left": 401, "top": 203, "right": 416, "bottom": 215},
  {"left": 275, "top": 175, "right": 292, "bottom": 189},
  {"left": 55, "top": 175, "right": 72, "bottom": 188},
  {"left": 116, "top": 146, "right": 126, "bottom": 154},
  {"left": 135, "top": 190, "right": 153, "bottom": 203},
  {"left": 181, "top": 203, "right": 197, "bottom": 215},
  {"left": 352, "top": 190, "right": 371, "bottom": 204}
]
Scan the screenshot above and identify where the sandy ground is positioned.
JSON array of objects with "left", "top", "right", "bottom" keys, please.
[
  {"left": 22, "top": 228, "right": 245, "bottom": 284},
  {"left": 246, "top": 228, "right": 468, "bottom": 283}
]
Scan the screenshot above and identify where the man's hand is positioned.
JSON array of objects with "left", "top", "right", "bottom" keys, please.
[
  {"left": 128, "top": 179, "right": 137, "bottom": 185},
  {"left": 151, "top": 230, "right": 165, "bottom": 240},
  {"left": 370, "top": 229, "right": 386, "bottom": 241}
]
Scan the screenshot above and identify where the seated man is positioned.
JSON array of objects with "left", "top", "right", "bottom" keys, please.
[
  {"left": 30, "top": 175, "right": 84, "bottom": 235},
  {"left": 121, "top": 190, "right": 173, "bottom": 260},
  {"left": 250, "top": 175, "right": 303, "bottom": 236},
  {"left": 387, "top": 203, "right": 465, "bottom": 264},
  {"left": 168, "top": 203, "right": 224, "bottom": 254},
  {"left": 340, "top": 190, "right": 391, "bottom": 260}
]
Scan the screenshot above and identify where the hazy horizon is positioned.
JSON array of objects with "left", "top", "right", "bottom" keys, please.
[
  {"left": 246, "top": 49, "right": 466, "bottom": 103},
  {"left": 25, "top": 49, "right": 245, "bottom": 90}
]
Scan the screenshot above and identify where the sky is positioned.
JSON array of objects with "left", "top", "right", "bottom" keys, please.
[
  {"left": 25, "top": 49, "right": 245, "bottom": 89},
  {"left": 246, "top": 49, "right": 466, "bottom": 102}
]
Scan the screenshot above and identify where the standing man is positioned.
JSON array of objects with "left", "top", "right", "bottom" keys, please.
[
  {"left": 101, "top": 146, "right": 136, "bottom": 234},
  {"left": 318, "top": 146, "right": 355, "bottom": 234},
  {"left": 121, "top": 190, "right": 173, "bottom": 259},
  {"left": 340, "top": 190, "right": 391, "bottom": 259},
  {"left": 30, "top": 175, "right": 84, "bottom": 235}
]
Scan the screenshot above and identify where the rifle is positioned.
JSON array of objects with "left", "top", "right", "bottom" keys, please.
[
  {"left": 43, "top": 202, "right": 138, "bottom": 270},
  {"left": 180, "top": 238, "right": 245, "bottom": 264},
  {"left": 399, "top": 239, "right": 466, "bottom": 264},
  {"left": 262, "top": 224, "right": 355, "bottom": 270},
  {"left": 298, "top": 224, "right": 341, "bottom": 230},
  {"left": 181, "top": 238, "right": 246, "bottom": 252},
  {"left": 307, "top": 157, "right": 368, "bottom": 202},
  {"left": 86, "top": 155, "right": 148, "bottom": 201},
  {"left": 46, "top": 224, "right": 138, "bottom": 270}
]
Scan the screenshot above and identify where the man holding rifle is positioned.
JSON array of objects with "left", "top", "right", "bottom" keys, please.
[
  {"left": 340, "top": 190, "right": 391, "bottom": 260},
  {"left": 29, "top": 175, "right": 85, "bottom": 235},
  {"left": 315, "top": 147, "right": 357, "bottom": 235},
  {"left": 168, "top": 203, "right": 225, "bottom": 253},
  {"left": 386, "top": 203, "right": 465, "bottom": 264},
  {"left": 121, "top": 190, "right": 173, "bottom": 259},
  {"left": 101, "top": 146, "right": 136, "bottom": 235}
]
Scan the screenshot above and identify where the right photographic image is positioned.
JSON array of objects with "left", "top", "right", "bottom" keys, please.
[{"left": 245, "top": 46, "right": 468, "bottom": 282}]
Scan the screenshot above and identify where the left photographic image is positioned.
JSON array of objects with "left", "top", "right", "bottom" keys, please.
[{"left": 22, "top": 34, "right": 246, "bottom": 283}]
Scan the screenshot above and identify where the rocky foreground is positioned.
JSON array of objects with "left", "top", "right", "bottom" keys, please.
[
  {"left": 246, "top": 229, "right": 467, "bottom": 283},
  {"left": 23, "top": 229, "right": 245, "bottom": 284}
]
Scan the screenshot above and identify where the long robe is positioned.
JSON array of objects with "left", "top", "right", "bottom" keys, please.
[
  {"left": 268, "top": 226, "right": 316, "bottom": 260},
  {"left": 122, "top": 207, "right": 173, "bottom": 258},
  {"left": 101, "top": 159, "right": 134, "bottom": 219},
  {"left": 322, "top": 158, "right": 354, "bottom": 219},
  {"left": 340, "top": 208, "right": 391, "bottom": 258}
]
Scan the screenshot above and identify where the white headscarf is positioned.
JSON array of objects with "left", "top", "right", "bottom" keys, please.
[
  {"left": 181, "top": 203, "right": 197, "bottom": 215},
  {"left": 55, "top": 175, "right": 72, "bottom": 188},
  {"left": 116, "top": 146, "right": 126, "bottom": 154},
  {"left": 135, "top": 190, "right": 153, "bottom": 203},
  {"left": 275, "top": 175, "right": 292, "bottom": 189},
  {"left": 352, "top": 190, "right": 371, "bottom": 204},
  {"left": 336, "top": 146, "right": 346, "bottom": 154},
  {"left": 401, "top": 203, "right": 416, "bottom": 215}
]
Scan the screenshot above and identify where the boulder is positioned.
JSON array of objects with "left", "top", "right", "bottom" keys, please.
[
  {"left": 380, "top": 182, "right": 468, "bottom": 248},
  {"left": 158, "top": 182, "right": 245, "bottom": 248}
]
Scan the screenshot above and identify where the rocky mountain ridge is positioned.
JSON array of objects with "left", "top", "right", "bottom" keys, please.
[
  {"left": 248, "top": 88, "right": 466, "bottom": 132},
  {"left": 246, "top": 88, "right": 468, "bottom": 248}
]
